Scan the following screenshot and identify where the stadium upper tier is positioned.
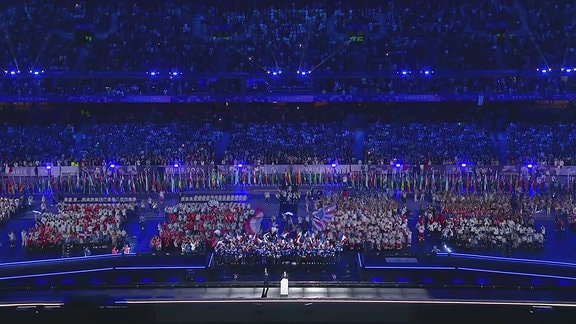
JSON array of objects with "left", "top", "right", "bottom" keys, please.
[
  {"left": 0, "top": 104, "right": 574, "bottom": 167},
  {"left": 0, "top": 1, "right": 574, "bottom": 75}
]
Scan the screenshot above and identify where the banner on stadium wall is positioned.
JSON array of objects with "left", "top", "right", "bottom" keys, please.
[
  {"left": 554, "top": 167, "right": 576, "bottom": 176},
  {"left": 79, "top": 165, "right": 139, "bottom": 179},
  {"left": 3, "top": 166, "right": 79, "bottom": 177},
  {"left": 3, "top": 164, "right": 568, "bottom": 179}
]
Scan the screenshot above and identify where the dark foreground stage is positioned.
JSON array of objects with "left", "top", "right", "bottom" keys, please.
[{"left": 1, "top": 251, "right": 576, "bottom": 323}]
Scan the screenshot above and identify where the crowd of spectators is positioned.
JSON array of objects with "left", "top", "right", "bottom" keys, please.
[
  {"left": 365, "top": 121, "right": 496, "bottom": 165},
  {"left": 1, "top": 1, "right": 576, "bottom": 96},
  {"left": 226, "top": 121, "right": 354, "bottom": 165},
  {"left": 2, "top": 1, "right": 574, "bottom": 73},
  {"left": 25, "top": 201, "right": 134, "bottom": 252},
  {"left": 3, "top": 105, "right": 576, "bottom": 171},
  {"left": 506, "top": 123, "right": 576, "bottom": 166}
]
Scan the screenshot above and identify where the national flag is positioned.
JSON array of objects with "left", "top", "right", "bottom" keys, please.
[
  {"left": 243, "top": 207, "right": 264, "bottom": 235},
  {"left": 312, "top": 205, "right": 336, "bottom": 231}
]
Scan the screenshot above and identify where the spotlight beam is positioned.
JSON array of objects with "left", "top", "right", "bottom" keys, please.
[{"left": 310, "top": 40, "right": 351, "bottom": 73}]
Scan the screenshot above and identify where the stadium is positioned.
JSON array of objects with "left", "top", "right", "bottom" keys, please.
[{"left": 1, "top": 1, "right": 576, "bottom": 323}]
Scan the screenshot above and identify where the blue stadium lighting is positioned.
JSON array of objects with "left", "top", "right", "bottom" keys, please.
[
  {"left": 114, "top": 277, "right": 129, "bottom": 284},
  {"left": 0, "top": 268, "right": 114, "bottom": 281},
  {"left": 208, "top": 253, "right": 214, "bottom": 268},
  {"left": 173, "top": 163, "right": 179, "bottom": 168},
  {"left": 395, "top": 163, "right": 401, "bottom": 168},
  {"left": 147, "top": 71, "right": 158, "bottom": 76},
  {"left": 331, "top": 163, "right": 337, "bottom": 168},
  {"left": 115, "top": 266, "right": 205, "bottom": 270},
  {"left": 364, "top": 266, "right": 455, "bottom": 270},
  {"left": 422, "top": 277, "right": 434, "bottom": 284},
  {"left": 140, "top": 277, "right": 153, "bottom": 284},
  {"left": 237, "top": 163, "right": 243, "bottom": 168},
  {"left": 5, "top": 70, "right": 18, "bottom": 75},
  {"left": 371, "top": 276, "right": 383, "bottom": 283},
  {"left": 171, "top": 71, "right": 179, "bottom": 76},
  {"left": 45, "top": 164, "right": 52, "bottom": 170},
  {"left": 438, "top": 252, "right": 576, "bottom": 267},
  {"left": 109, "top": 163, "right": 116, "bottom": 168},
  {"left": 527, "top": 163, "right": 533, "bottom": 169},
  {"left": 421, "top": 70, "right": 433, "bottom": 75},
  {"left": 537, "top": 68, "right": 551, "bottom": 74},
  {"left": 29, "top": 70, "right": 43, "bottom": 75},
  {"left": 0, "top": 253, "right": 131, "bottom": 268},
  {"left": 268, "top": 70, "right": 282, "bottom": 76},
  {"left": 460, "top": 163, "right": 467, "bottom": 168},
  {"left": 396, "top": 276, "right": 410, "bottom": 283},
  {"left": 561, "top": 67, "right": 574, "bottom": 73},
  {"left": 297, "top": 70, "right": 311, "bottom": 76},
  {"left": 400, "top": 70, "right": 409, "bottom": 75},
  {"left": 458, "top": 267, "right": 576, "bottom": 281}
]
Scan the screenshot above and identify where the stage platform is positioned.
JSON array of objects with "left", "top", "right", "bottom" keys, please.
[
  {"left": 1, "top": 287, "right": 575, "bottom": 323},
  {"left": 1, "top": 251, "right": 576, "bottom": 322}
]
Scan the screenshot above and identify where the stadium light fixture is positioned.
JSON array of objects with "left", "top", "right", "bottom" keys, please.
[
  {"left": 173, "top": 163, "right": 179, "bottom": 168},
  {"left": 331, "top": 163, "right": 337, "bottom": 168},
  {"left": 527, "top": 164, "right": 533, "bottom": 169},
  {"left": 461, "top": 163, "right": 467, "bottom": 168},
  {"left": 395, "top": 163, "right": 401, "bottom": 168},
  {"left": 237, "top": 163, "right": 243, "bottom": 168}
]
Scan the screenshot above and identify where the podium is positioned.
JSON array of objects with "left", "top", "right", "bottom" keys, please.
[{"left": 280, "top": 278, "right": 289, "bottom": 297}]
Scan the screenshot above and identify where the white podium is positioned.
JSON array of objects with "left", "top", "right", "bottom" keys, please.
[{"left": 280, "top": 278, "right": 289, "bottom": 297}]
